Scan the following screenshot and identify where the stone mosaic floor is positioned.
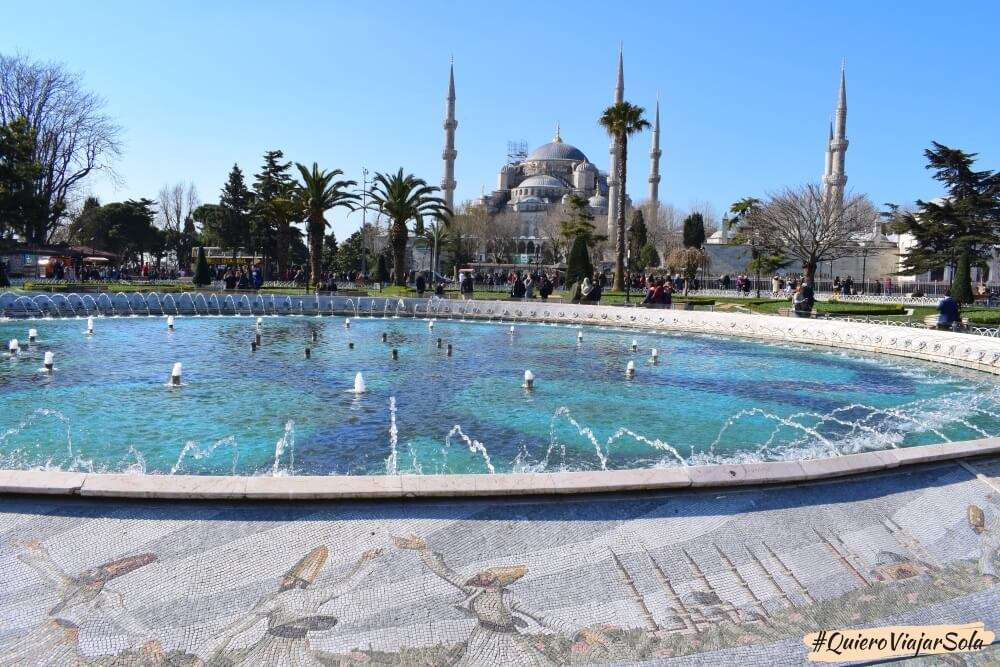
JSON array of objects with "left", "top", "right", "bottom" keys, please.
[{"left": 1, "top": 460, "right": 999, "bottom": 666}]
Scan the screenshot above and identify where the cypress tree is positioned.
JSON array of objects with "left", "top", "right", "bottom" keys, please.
[
  {"left": 193, "top": 246, "right": 211, "bottom": 286},
  {"left": 682, "top": 213, "right": 706, "bottom": 248},
  {"left": 565, "top": 234, "right": 593, "bottom": 288}
]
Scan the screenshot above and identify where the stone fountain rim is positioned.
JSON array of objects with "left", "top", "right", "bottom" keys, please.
[
  {"left": 2, "top": 295, "right": 1000, "bottom": 499},
  {"left": 0, "top": 438, "right": 997, "bottom": 499}
]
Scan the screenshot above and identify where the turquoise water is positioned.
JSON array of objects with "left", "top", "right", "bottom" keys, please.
[{"left": 1, "top": 315, "right": 998, "bottom": 476}]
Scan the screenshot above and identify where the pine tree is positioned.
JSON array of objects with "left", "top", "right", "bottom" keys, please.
[
  {"left": 565, "top": 234, "right": 593, "bottom": 288},
  {"left": 890, "top": 143, "right": 1000, "bottom": 304},
  {"left": 682, "top": 213, "right": 706, "bottom": 248},
  {"left": 253, "top": 150, "right": 292, "bottom": 274},
  {"left": 219, "top": 164, "right": 253, "bottom": 259},
  {"left": 193, "top": 246, "right": 211, "bottom": 286}
]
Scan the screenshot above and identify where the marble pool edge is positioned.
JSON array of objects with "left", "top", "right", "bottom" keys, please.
[{"left": 0, "top": 437, "right": 997, "bottom": 500}]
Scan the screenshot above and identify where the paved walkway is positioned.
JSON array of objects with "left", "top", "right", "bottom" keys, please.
[{"left": 1, "top": 459, "right": 999, "bottom": 665}]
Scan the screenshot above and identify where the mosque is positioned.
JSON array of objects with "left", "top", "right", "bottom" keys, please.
[
  {"left": 435, "top": 52, "right": 993, "bottom": 290},
  {"left": 437, "top": 49, "right": 660, "bottom": 267}
]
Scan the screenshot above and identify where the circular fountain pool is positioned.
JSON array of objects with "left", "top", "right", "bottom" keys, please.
[{"left": 1, "top": 315, "right": 998, "bottom": 476}]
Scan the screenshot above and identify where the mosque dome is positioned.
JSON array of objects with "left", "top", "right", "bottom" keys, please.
[
  {"left": 588, "top": 190, "right": 607, "bottom": 208},
  {"left": 527, "top": 141, "right": 588, "bottom": 162},
  {"left": 517, "top": 174, "right": 568, "bottom": 189},
  {"left": 574, "top": 161, "right": 595, "bottom": 172}
]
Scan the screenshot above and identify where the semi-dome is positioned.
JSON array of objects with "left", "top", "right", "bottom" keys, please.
[
  {"left": 518, "top": 174, "right": 568, "bottom": 189},
  {"left": 527, "top": 141, "right": 588, "bottom": 162},
  {"left": 574, "top": 161, "right": 596, "bottom": 172}
]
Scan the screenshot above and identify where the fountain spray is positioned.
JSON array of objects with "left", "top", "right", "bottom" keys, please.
[
  {"left": 651, "top": 348, "right": 659, "bottom": 364},
  {"left": 43, "top": 351, "right": 54, "bottom": 373},
  {"left": 8, "top": 339, "right": 18, "bottom": 356},
  {"left": 167, "top": 315, "right": 175, "bottom": 331},
  {"left": 577, "top": 331, "right": 583, "bottom": 343},
  {"left": 509, "top": 325, "right": 515, "bottom": 335},
  {"left": 345, "top": 318, "right": 351, "bottom": 328},
  {"left": 171, "top": 362, "right": 182, "bottom": 387},
  {"left": 353, "top": 372, "right": 366, "bottom": 393},
  {"left": 631, "top": 339, "right": 638, "bottom": 352},
  {"left": 626, "top": 360, "right": 636, "bottom": 379},
  {"left": 28, "top": 329, "right": 37, "bottom": 343},
  {"left": 86, "top": 317, "right": 94, "bottom": 335},
  {"left": 523, "top": 369, "right": 535, "bottom": 390},
  {"left": 429, "top": 320, "right": 434, "bottom": 330}
]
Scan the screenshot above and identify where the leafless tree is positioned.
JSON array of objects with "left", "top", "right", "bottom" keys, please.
[
  {"left": 684, "top": 199, "right": 719, "bottom": 237},
  {"left": 0, "top": 53, "right": 122, "bottom": 243},
  {"left": 537, "top": 207, "right": 568, "bottom": 264},
  {"left": 748, "top": 184, "right": 878, "bottom": 282},
  {"left": 157, "top": 182, "right": 198, "bottom": 232},
  {"left": 481, "top": 212, "right": 519, "bottom": 263},
  {"left": 639, "top": 200, "right": 679, "bottom": 258}
]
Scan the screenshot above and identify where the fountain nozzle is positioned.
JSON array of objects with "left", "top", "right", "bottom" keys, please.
[
  {"left": 382, "top": 332, "right": 388, "bottom": 342},
  {"left": 523, "top": 369, "right": 534, "bottom": 390},
  {"left": 577, "top": 331, "right": 583, "bottom": 342},
  {"left": 509, "top": 325, "right": 515, "bottom": 335},
  {"left": 305, "top": 347, "right": 311, "bottom": 359},
  {"left": 167, "top": 315, "right": 174, "bottom": 331},
  {"left": 626, "top": 360, "right": 636, "bottom": 379},
  {"left": 345, "top": 318, "right": 351, "bottom": 328},
  {"left": 171, "top": 362, "right": 182, "bottom": 386},
  {"left": 28, "top": 328, "right": 37, "bottom": 343},
  {"left": 391, "top": 348, "right": 399, "bottom": 360},
  {"left": 8, "top": 339, "right": 19, "bottom": 356},
  {"left": 631, "top": 339, "right": 638, "bottom": 352},
  {"left": 429, "top": 320, "right": 434, "bottom": 330},
  {"left": 86, "top": 317, "right": 94, "bottom": 335},
  {"left": 43, "top": 351, "right": 54, "bottom": 372}
]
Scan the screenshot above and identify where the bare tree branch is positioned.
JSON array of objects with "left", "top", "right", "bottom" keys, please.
[{"left": 0, "top": 52, "right": 122, "bottom": 242}]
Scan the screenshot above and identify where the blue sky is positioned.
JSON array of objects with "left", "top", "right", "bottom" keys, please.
[{"left": 3, "top": 0, "right": 998, "bottom": 238}]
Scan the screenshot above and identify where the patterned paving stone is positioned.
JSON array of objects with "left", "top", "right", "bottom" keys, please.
[{"left": 0, "top": 459, "right": 998, "bottom": 665}]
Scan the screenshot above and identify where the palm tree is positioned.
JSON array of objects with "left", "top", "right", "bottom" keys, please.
[
  {"left": 422, "top": 220, "right": 449, "bottom": 276},
  {"left": 366, "top": 168, "right": 450, "bottom": 286},
  {"left": 294, "top": 163, "right": 358, "bottom": 289},
  {"left": 599, "top": 102, "right": 650, "bottom": 292}
]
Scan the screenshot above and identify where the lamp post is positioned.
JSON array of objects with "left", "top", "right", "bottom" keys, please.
[
  {"left": 860, "top": 240, "right": 869, "bottom": 295},
  {"left": 361, "top": 167, "right": 370, "bottom": 283}
]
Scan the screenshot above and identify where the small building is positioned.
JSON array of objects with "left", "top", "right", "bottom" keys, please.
[{"left": 0, "top": 245, "right": 117, "bottom": 279}]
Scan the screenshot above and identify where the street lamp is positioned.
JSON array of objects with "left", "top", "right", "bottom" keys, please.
[
  {"left": 859, "top": 240, "right": 869, "bottom": 295},
  {"left": 361, "top": 167, "right": 369, "bottom": 282}
]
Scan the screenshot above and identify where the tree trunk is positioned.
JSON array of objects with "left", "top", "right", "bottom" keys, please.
[
  {"left": 612, "top": 132, "right": 628, "bottom": 293},
  {"left": 391, "top": 219, "right": 408, "bottom": 286},
  {"left": 951, "top": 244, "right": 974, "bottom": 304},
  {"left": 804, "top": 260, "right": 816, "bottom": 285},
  {"left": 308, "top": 214, "right": 322, "bottom": 290},
  {"left": 276, "top": 220, "right": 290, "bottom": 276}
]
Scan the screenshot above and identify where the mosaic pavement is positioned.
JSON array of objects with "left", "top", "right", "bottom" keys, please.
[{"left": 2, "top": 459, "right": 1000, "bottom": 666}]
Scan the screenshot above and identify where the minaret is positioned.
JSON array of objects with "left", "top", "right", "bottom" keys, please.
[
  {"left": 822, "top": 63, "right": 848, "bottom": 209},
  {"left": 607, "top": 45, "right": 624, "bottom": 246},
  {"left": 648, "top": 95, "right": 661, "bottom": 207},
  {"left": 441, "top": 58, "right": 457, "bottom": 213}
]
